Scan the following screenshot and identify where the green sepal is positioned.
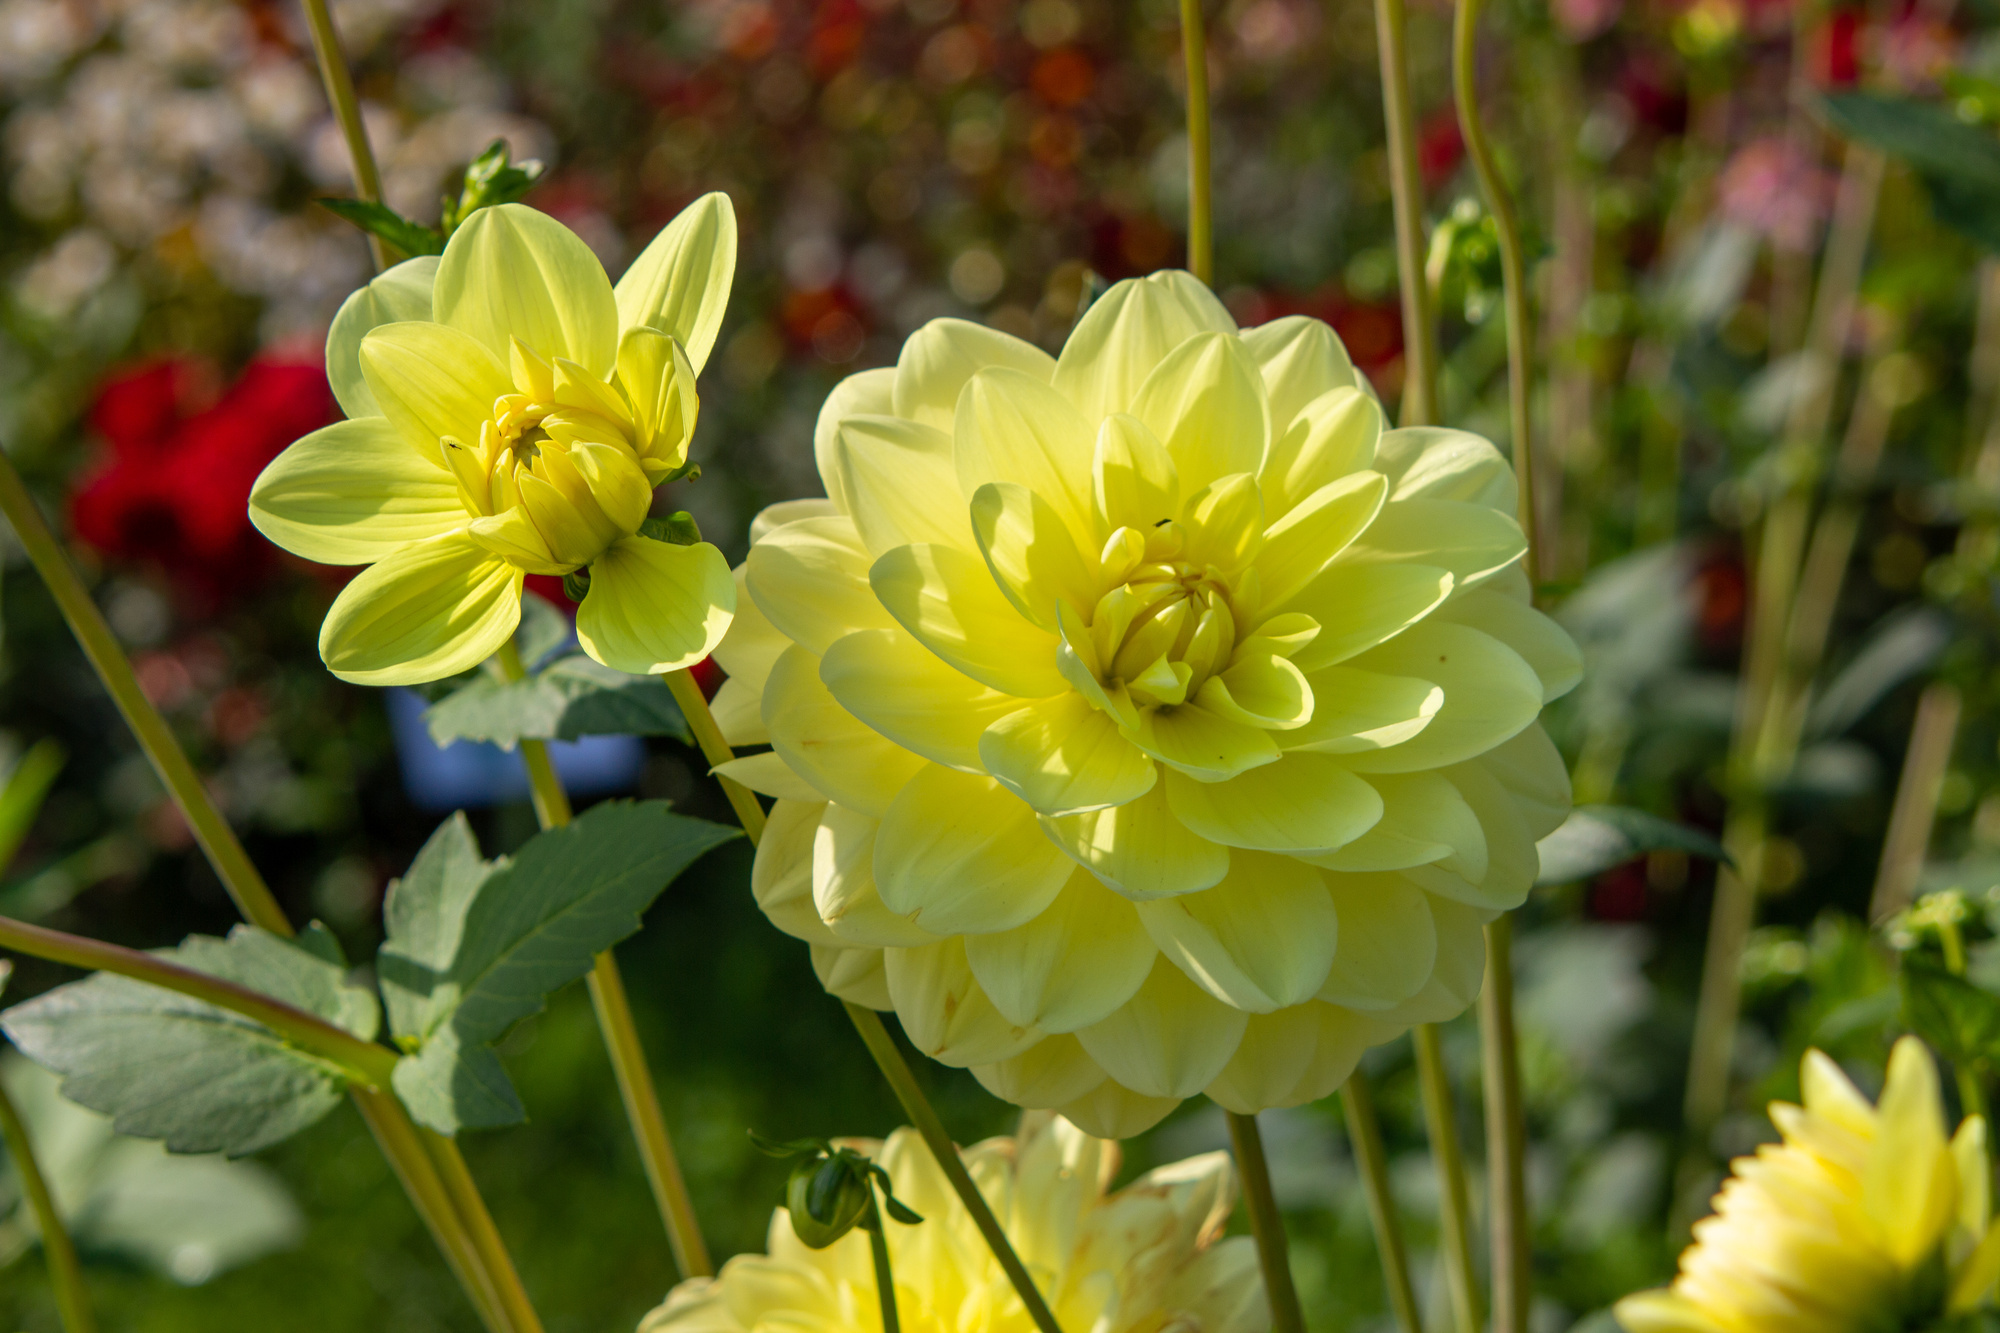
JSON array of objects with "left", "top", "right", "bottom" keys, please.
[
  {"left": 639, "top": 512, "right": 703, "bottom": 546},
  {"left": 316, "top": 197, "right": 446, "bottom": 258},
  {"left": 440, "top": 140, "right": 546, "bottom": 236}
]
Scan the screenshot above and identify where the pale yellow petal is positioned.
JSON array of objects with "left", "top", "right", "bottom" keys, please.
[
  {"left": 712, "top": 750, "right": 824, "bottom": 804},
  {"left": 1040, "top": 782, "right": 1230, "bottom": 901},
  {"left": 810, "top": 943, "right": 892, "bottom": 1009},
  {"left": 749, "top": 498, "right": 839, "bottom": 543},
  {"left": 885, "top": 937, "right": 1042, "bottom": 1066},
  {"left": 466, "top": 507, "right": 565, "bottom": 575},
  {"left": 1196, "top": 652, "right": 1312, "bottom": 731},
  {"left": 892, "top": 316, "right": 1056, "bottom": 430},
  {"left": 1053, "top": 271, "right": 1235, "bottom": 426},
  {"left": 834, "top": 414, "right": 974, "bottom": 554},
  {"left": 752, "top": 798, "right": 840, "bottom": 946},
  {"left": 813, "top": 367, "right": 896, "bottom": 516},
  {"left": 971, "top": 1034, "right": 1109, "bottom": 1109},
  {"left": 1436, "top": 586, "right": 1583, "bottom": 703},
  {"left": 963, "top": 871, "right": 1159, "bottom": 1032},
  {"left": 1258, "top": 386, "right": 1382, "bottom": 520},
  {"left": 979, "top": 694, "right": 1158, "bottom": 816},
  {"left": 1614, "top": 1291, "right": 1735, "bottom": 1333},
  {"left": 326, "top": 255, "right": 437, "bottom": 419},
  {"left": 1205, "top": 1002, "right": 1384, "bottom": 1113},
  {"left": 1313, "top": 871, "right": 1437, "bottom": 1010},
  {"left": 1135, "top": 852, "right": 1338, "bottom": 1012},
  {"left": 1402, "top": 760, "right": 1535, "bottom": 910},
  {"left": 1252, "top": 472, "right": 1387, "bottom": 612},
  {"left": 955, "top": 369, "right": 1097, "bottom": 539},
  {"left": 1163, "top": 752, "right": 1382, "bottom": 853},
  {"left": 874, "top": 764, "right": 1077, "bottom": 935},
  {"left": 435, "top": 203, "right": 619, "bottom": 377},
  {"left": 1285, "top": 562, "right": 1454, "bottom": 673},
  {"left": 1800, "top": 1047, "right": 1877, "bottom": 1135},
  {"left": 712, "top": 564, "right": 787, "bottom": 690},
  {"left": 869, "top": 542, "right": 1068, "bottom": 698},
  {"left": 614, "top": 191, "right": 736, "bottom": 373},
  {"left": 575, "top": 536, "right": 734, "bottom": 674},
  {"left": 1477, "top": 725, "right": 1572, "bottom": 839},
  {"left": 1281, "top": 665, "right": 1442, "bottom": 755},
  {"left": 1240, "top": 314, "right": 1363, "bottom": 429},
  {"left": 1056, "top": 1078, "right": 1182, "bottom": 1140},
  {"left": 1867, "top": 1036, "right": 1956, "bottom": 1266},
  {"left": 1375, "top": 426, "right": 1519, "bottom": 510},
  {"left": 813, "top": 803, "right": 937, "bottom": 947},
  {"left": 1126, "top": 701, "right": 1281, "bottom": 782},
  {"left": 249, "top": 418, "right": 467, "bottom": 564},
  {"left": 745, "top": 516, "right": 895, "bottom": 655},
  {"left": 1074, "top": 956, "right": 1249, "bottom": 1098},
  {"left": 616, "top": 327, "right": 699, "bottom": 477},
  {"left": 763, "top": 644, "right": 926, "bottom": 817},
  {"left": 819, "top": 626, "right": 1019, "bottom": 771},
  {"left": 1309, "top": 771, "right": 1486, "bottom": 878},
  {"left": 1091, "top": 412, "right": 1181, "bottom": 535},
  {"left": 968, "top": 481, "right": 1101, "bottom": 630},
  {"left": 359, "top": 321, "right": 513, "bottom": 468},
  {"left": 1336, "top": 498, "right": 1526, "bottom": 591},
  {"left": 317, "top": 530, "right": 522, "bottom": 685},
  {"left": 1340, "top": 621, "right": 1545, "bottom": 772},
  {"left": 1129, "top": 331, "right": 1270, "bottom": 492}
]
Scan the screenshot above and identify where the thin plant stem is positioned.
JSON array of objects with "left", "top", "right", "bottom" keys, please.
[
  {"left": 1340, "top": 1076, "right": 1423, "bottom": 1333},
  {"left": 663, "top": 658, "right": 1063, "bottom": 1331},
  {"left": 1868, "top": 682, "right": 1964, "bottom": 924},
  {"left": 1179, "top": 0, "right": 1212, "bottom": 286},
  {"left": 1226, "top": 1112, "right": 1307, "bottom": 1333},
  {"left": 1412, "top": 1024, "right": 1482, "bottom": 1333},
  {"left": 1375, "top": 0, "right": 1440, "bottom": 426},
  {"left": 298, "top": 0, "right": 394, "bottom": 269},
  {"left": 0, "top": 913, "right": 398, "bottom": 1085},
  {"left": 1480, "top": 917, "right": 1530, "bottom": 1333},
  {"left": 498, "top": 645, "right": 713, "bottom": 1280},
  {"left": 843, "top": 1002, "right": 1064, "bottom": 1333},
  {"left": 865, "top": 1191, "right": 902, "bottom": 1333},
  {"left": 0, "top": 1059, "right": 94, "bottom": 1333},
  {"left": 421, "top": 1129, "right": 547, "bottom": 1333}
]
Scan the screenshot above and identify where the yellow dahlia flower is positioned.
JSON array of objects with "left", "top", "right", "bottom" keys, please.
[
  {"left": 1618, "top": 1038, "right": 2000, "bottom": 1333},
  {"left": 249, "top": 197, "right": 739, "bottom": 684},
  {"left": 711, "top": 271, "right": 1579, "bottom": 1137},
  {"left": 640, "top": 1113, "right": 1264, "bottom": 1333}
]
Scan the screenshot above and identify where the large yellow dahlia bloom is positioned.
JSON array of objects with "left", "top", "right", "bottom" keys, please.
[
  {"left": 640, "top": 1113, "right": 1264, "bottom": 1333},
  {"left": 1618, "top": 1038, "right": 2000, "bottom": 1333},
  {"left": 250, "top": 197, "right": 738, "bottom": 684},
  {"left": 712, "top": 272, "right": 1578, "bottom": 1137}
]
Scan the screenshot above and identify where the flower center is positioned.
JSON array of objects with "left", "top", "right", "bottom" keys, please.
[{"left": 1083, "top": 522, "right": 1245, "bottom": 709}]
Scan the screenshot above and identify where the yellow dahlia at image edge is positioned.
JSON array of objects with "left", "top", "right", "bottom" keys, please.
[{"left": 712, "top": 269, "right": 1581, "bottom": 1138}]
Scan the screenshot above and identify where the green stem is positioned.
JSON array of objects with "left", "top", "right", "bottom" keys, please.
[
  {"left": 1412, "top": 1023, "right": 1482, "bottom": 1333},
  {"left": 1340, "top": 1075, "right": 1422, "bottom": 1333},
  {"left": 498, "top": 646, "right": 713, "bottom": 1280},
  {"left": 1479, "top": 917, "right": 1529, "bottom": 1333},
  {"left": 843, "top": 1003, "right": 1064, "bottom": 1333},
  {"left": 1936, "top": 914, "right": 1989, "bottom": 1122},
  {"left": 298, "top": 0, "right": 395, "bottom": 269},
  {"left": 0, "top": 457, "right": 288, "bottom": 936},
  {"left": 1373, "top": 0, "right": 1440, "bottom": 427},
  {"left": 663, "top": 671, "right": 767, "bottom": 842},
  {"left": 1869, "top": 681, "right": 1963, "bottom": 926},
  {"left": 1226, "top": 1112, "right": 1306, "bottom": 1333},
  {"left": 421, "top": 1129, "right": 546, "bottom": 1333},
  {"left": 865, "top": 1194, "right": 902, "bottom": 1333},
  {"left": 0, "top": 913, "right": 397, "bottom": 1087},
  {"left": 1453, "top": 0, "right": 1539, "bottom": 585},
  {"left": 1179, "top": 0, "right": 1213, "bottom": 286},
  {"left": 0, "top": 1062, "right": 94, "bottom": 1333}
]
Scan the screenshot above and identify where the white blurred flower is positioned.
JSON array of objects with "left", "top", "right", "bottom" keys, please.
[{"left": 15, "top": 228, "right": 116, "bottom": 321}]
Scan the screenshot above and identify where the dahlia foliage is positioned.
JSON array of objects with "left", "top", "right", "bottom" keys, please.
[
  {"left": 713, "top": 271, "right": 1579, "bottom": 1136},
  {"left": 642, "top": 1112, "right": 1266, "bottom": 1333},
  {"left": 247, "top": 196, "right": 740, "bottom": 685},
  {"left": 1618, "top": 1038, "right": 2000, "bottom": 1333}
]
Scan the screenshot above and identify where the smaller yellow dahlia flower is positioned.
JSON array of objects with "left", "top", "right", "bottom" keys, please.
[
  {"left": 1618, "top": 1038, "right": 2000, "bottom": 1333},
  {"left": 250, "top": 196, "right": 738, "bottom": 684},
  {"left": 640, "top": 1112, "right": 1266, "bottom": 1333}
]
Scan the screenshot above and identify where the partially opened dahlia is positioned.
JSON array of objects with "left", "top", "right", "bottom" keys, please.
[
  {"left": 640, "top": 1113, "right": 1264, "bottom": 1333},
  {"left": 714, "top": 271, "right": 1578, "bottom": 1137}
]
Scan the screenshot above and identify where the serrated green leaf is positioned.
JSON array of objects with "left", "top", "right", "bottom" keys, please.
[
  {"left": 1901, "top": 957, "right": 2000, "bottom": 1073},
  {"left": 0, "top": 927, "right": 380, "bottom": 1156},
  {"left": 1818, "top": 94, "right": 2000, "bottom": 253},
  {"left": 316, "top": 197, "right": 446, "bottom": 257},
  {"left": 1534, "top": 804, "right": 1731, "bottom": 887},
  {"left": 377, "top": 801, "right": 736, "bottom": 1133},
  {"left": 423, "top": 653, "right": 690, "bottom": 750}
]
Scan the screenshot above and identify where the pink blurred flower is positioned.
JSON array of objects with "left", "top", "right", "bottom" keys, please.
[{"left": 1718, "top": 136, "right": 1831, "bottom": 251}]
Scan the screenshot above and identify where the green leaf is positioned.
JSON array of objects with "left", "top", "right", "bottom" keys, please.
[
  {"left": 1534, "top": 804, "right": 1732, "bottom": 886},
  {"left": 378, "top": 802, "right": 737, "bottom": 1133},
  {"left": 515, "top": 590, "right": 571, "bottom": 670},
  {"left": 423, "top": 652, "right": 691, "bottom": 750},
  {"left": 0, "top": 739, "right": 62, "bottom": 875},
  {"left": 638, "top": 512, "right": 703, "bottom": 546},
  {"left": 1901, "top": 957, "right": 2000, "bottom": 1073},
  {"left": 0, "top": 927, "right": 380, "bottom": 1156},
  {"left": 440, "top": 140, "right": 545, "bottom": 235},
  {"left": 316, "top": 197, "right": 446, "bottom": 257},
  {"left": 1818, "top": 94, "right": 2000, "bottom": 253}
]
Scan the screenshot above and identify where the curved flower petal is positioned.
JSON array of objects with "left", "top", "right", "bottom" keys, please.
[
  {"left": 813, "top": 368, "right": 896, "bottom": 516},
  {"left": 359, "top": 321, "right": 514, "bottom": 468},
  {"left": 810, "top": 944, "right": 892, "bottom": 1010},
  {"left": 1613, "top": 1292, "right": 1735, "bottom": 1333},
  {"left": 1091, "top": 412, "right": 1181, "bottom": 535},
  {"left": 1314, "top": 872, "right": 1437, "bottom": 1009},
  {"left": 1134, "top": 852, "right": 1339, "bottom": 1012},
  {"left": 1206, "top": 1002, "right": 1382, "bottom": 1113},
  {"left": 820, "top": 626, "right": 1019, "bottom": 772},
  {"left": 318, "top": 531, "right": 522, "bottom": 685},
  {"left": 1053, "top": 270, "right": 1234, "bottom": 426},
  {"left": 892, "top": 317, "right": 1056, "bottom": 431},
  {"left": 1199, "top": 651, "right": 1312, "bottom": 731},
  {"left": 1337, "top": 498, "right": 1525, "bottom": 592},
  {"left": 575, "top": 536, "right": 734, "bottom": 674},
  {"left": 970, "top": 1034, "right": 1109, "bottom": 1109},
  {"left": 326, "top": 255, "right": 438, "bottom": 419},
  {"left": 1310, "top": 770, "right": 1486, "bottom": 877},
  {"left": 1240, "top": 314, "right": 1364, "bottom": 431},
  {"left": 874, "top": 764, "right": 1076, "bottom": 935},
  {"left": 1376, "top": 426, "right": 1517, "bottom": 510},
  {"left": 1285, "top": 562, "right": 1454, "bottom": 673},
  {"left": 249, "top": 418, "right": 466, "bottom": 564},
  {"left": 763, "top": 645, "right": 926, "bottom": 817},
  {"left": 963, "top": 871, "right": 1158, "bottom": 1032},
  {"left": 750, "top": 499, "right": 838, "bottom": 543},
  {"left": 1867, "top": 1037, "right": 1958, "bottom": 1267},
  {"left": 1259, "top": 386, "right": 1382, "bottom": 519},
  {"left": 969, "top": 482, "right": 1100, "bottom": 631},
  {"left": 1281, "top": 665, "right": 1441, "bottom": 755},
  {"left": 752, "top": 799, "right": 840, "bottom": 947},
  {"left": 1163, "top": 752, "right": 1382, "bottom": 854},
  {"left": 713, "top": 750, "right": 824, "bottom": 804},
  {"left": 1126, "top": 701, "right": 1280, "bottom": 782},
  {"left": 1040, "top": 781, "right": 1230, "bottom": 901},
  {"left": 614, "top": 191, "right": 736, "bottom": 374},
  {"left": 1341, "top": 622, "right": 1544, "bottom": 773},
  {"left": 869, "top": 542, "right": 1067, "bottom": 697},
  {"left": 616, "top": 328, "right": 700, "bottom": 478},
  {"left": 1436, "top": 586, "right": 1583, "bottom": 703},
  {"left": 885, "top": 937, "right": 1042, "bottom": 1066},
  {"left": 1404, "top": 761, "right": 1535, "bottom": 910},
  {"left": 956, "top": 369, "right": 1097, "bottom": 539},
  {"left": 434, "top": 203, "right": 619, "bottom": 378},
  {"left": 1252, "top": 471, "right": 1386, "bottom": 611},
  {"left": 833, "top": 414, "right": 973, "bottom": 554},
  {"left": 1477, "top": 726, "right": 1572, "bottom": 839},
  {"left": 812, "top": 803, "right": 937, "bottom": 947},
  {"left": 1075, "top": 955, "right": 1249, "bottom": 1099},
  {"left": 1130, "top": 331, "right": 1270, "bottom": 493},
  {"left": 979, "top": 694, "right": 1158, "bottom": 816},
  {"left": 746, "top": 516, "right": 896, "bottom": 655}
]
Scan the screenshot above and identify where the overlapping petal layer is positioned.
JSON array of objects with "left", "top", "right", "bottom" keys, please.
[
  {"left": 250, "top": 197, "right": 740, "bottom": 684},
  {"left": 717, "top": 271, "right": 1579, "bottom": 1134},
  {"left": 640, "top": 1113, "right": 1266, "bottom": 1333}
]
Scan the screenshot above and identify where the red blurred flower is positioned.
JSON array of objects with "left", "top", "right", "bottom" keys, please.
[
  {"left": 1418, "top": 108, "right": 1464, "bottom": 188},
  {"left": 71, "top": 356, "right": 335, "bottom": 606}
]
